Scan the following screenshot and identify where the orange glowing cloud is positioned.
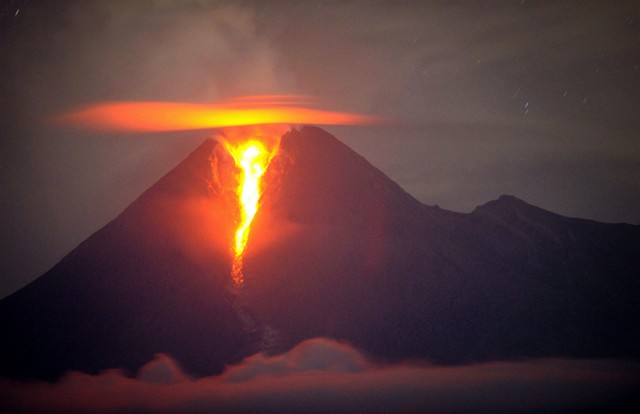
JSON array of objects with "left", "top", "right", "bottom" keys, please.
[
  {"left": 52, "top": 96, "right": 377, "bottom": 286},
  {"left": 53, "top": 95, "right": 377, "bottom": 132}
]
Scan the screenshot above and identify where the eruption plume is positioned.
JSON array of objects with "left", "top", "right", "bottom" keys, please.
[{"left": 54, "top": 95, "right": 376, "bottom": 285}]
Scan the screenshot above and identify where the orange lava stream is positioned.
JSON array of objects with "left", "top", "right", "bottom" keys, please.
[
  {"left": 53, "top": 95, "right": 376, "bottom": 286},
  {"left": 222, "top": 138, "right": 278, "bottom": 286}
]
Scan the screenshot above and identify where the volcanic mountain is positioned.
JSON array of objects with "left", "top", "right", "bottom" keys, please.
[{"left": 1, "top": 126, "right": 639, "bottom": 380}]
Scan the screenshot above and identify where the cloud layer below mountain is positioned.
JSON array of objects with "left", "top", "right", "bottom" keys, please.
[{"left": 1, "top": 338, "right": 637, "bottom": 413}]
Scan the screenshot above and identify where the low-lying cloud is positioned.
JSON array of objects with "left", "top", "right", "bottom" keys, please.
[{"left": 1, "top": 338, "right": 638, "bottom": 413}]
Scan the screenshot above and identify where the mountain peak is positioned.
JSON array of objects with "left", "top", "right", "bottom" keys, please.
[
  {"left": 480, "top": 194, "right": 528, "bottom": 208},
  {"left": 496, "top": 194, "right": 523, "bottom": 203},
  {"left": 258, "top": 126, "right": 424, "bottom": 225},
  {"left": 471, "top": 194, "right": 556, "bottom": 221},
  {"left": 2, "top": 126, "right": 639, "bottom": 381}
]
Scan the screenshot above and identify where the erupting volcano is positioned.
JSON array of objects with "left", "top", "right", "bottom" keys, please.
[
  {"left": 54, "top": 95, "right": 374, "bottom": 285},
  {"left": 1, "top": 124, "right": 639, "bottom": 384}
]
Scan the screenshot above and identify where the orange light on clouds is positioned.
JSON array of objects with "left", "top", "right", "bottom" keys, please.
[
  {"left": 53, "top": 95, "right": 376, "bottom": 286},
  {"left": 54, "top": 95, "right": 376, "bottom": 132}
]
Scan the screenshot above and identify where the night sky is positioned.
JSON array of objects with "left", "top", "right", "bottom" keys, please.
[{"left": 1, "top": 0, "right": 639, "bottom": 298}]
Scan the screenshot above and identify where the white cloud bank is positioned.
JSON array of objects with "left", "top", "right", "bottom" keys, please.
[{"left": 1, "top": 338, "right": 638, "bottom": 413}]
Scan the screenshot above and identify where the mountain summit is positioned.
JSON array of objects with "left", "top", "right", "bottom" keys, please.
[{"left": 1, "top": 126, "right": 639, "bottom": 380}]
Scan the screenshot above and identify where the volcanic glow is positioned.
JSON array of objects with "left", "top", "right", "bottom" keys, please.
[
  {"left": 53, "top": 95, "right": 375, "bottom": 132},
  {"left": 222, "top": 138, "right": 279, "bottom": 286},
  {"left": 54, "top": 95, "right": 376, "bottom": 286}
]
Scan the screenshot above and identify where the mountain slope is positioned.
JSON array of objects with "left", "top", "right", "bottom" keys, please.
[
  {"left": 245, "top": 127, "right": 640, "bottom": 362},
  {"left": 0, "top": 140, "right": 254, "bottom": 380},
  {"left": 1, "top": 126, "right": 638, "bottom": 380}
]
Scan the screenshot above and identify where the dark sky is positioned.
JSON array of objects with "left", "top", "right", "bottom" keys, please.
[{"left": 1, "top": 0, "right": 639, "bottom": 298}]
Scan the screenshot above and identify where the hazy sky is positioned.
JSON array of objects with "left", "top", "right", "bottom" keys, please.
[{"left": 1, "top": 0, "right": 639, "bottom": 298}]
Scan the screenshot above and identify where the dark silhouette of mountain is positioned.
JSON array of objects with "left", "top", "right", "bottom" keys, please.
[
  {"left": 0, "top": 140, "right": 255, "bottom": 380},
  {"left": 1, "top": 126, "right": 638, "bottom": 380},
  {"left": 245, "top": 127, "right": 639, "bottom": 363}
]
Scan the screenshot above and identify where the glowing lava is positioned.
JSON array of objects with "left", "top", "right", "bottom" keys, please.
[
  {"left": 222, "top": 138, "right": 278, "bottom": 286},
  {"left": 54, "top": 95, "right": 377, "bottom": 286}
]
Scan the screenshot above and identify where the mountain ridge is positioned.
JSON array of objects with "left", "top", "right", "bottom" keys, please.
[{"left": 1, "top": 126, "right": 638, "bottom": 381}]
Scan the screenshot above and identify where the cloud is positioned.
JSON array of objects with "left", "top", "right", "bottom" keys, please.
[
  {"left": 221, "top": 337, "right": 368, "bottom": 383},
  {"left": 0, "top": 0, "right": 300, "bottom": 298},
  {"left": 1, "top": 338, "right": 637, "bottom": 413},
  {"left": 137, "top": 353, "right": 189, "bottom": 385},
  {"left": 2, "top": 0, "right": 639, "bottom": 300},
  {"left": 6, "top": 0, "right": 295, "bottom": 111}
]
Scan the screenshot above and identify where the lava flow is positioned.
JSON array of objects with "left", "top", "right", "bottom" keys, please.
[
  {"left": 54, "top": 95, "right": 375, "bottom": 286},
  {"left": 222, "top": 137, "right": 279, "bottom": 286}
]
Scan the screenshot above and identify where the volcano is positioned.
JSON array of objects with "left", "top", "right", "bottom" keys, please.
[{"left": 1, "top": 126, "right": 639, "bottom": 381}]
